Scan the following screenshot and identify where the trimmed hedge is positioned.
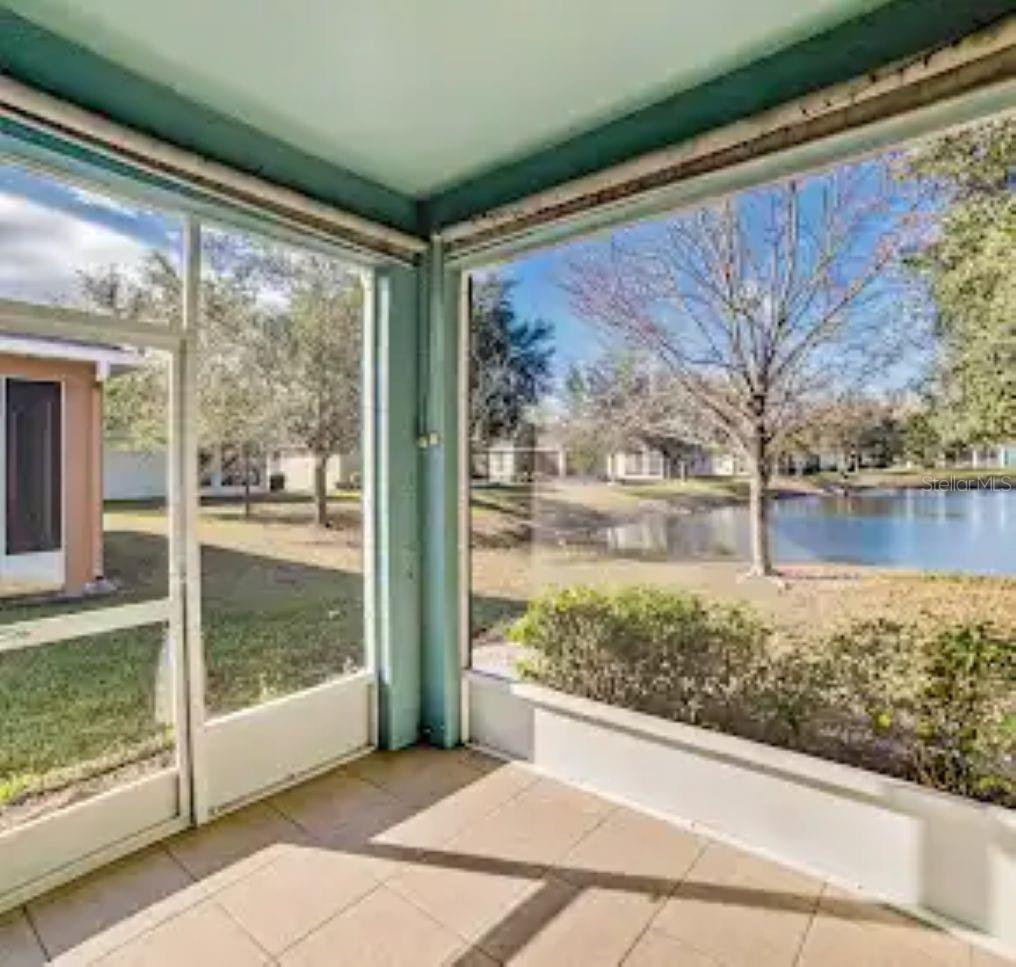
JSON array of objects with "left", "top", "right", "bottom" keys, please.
[{"left": 509, "top": 585, "right": 1014, "bottom": 806}]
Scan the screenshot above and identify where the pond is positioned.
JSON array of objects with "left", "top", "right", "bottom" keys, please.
[{"left": 602, "top": 485, "right": 1016, "bottom": 575}]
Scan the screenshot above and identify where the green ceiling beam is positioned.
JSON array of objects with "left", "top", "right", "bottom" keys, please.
[
  {"left": 422, "top": 0, "right": 1015, "bottom": 229},
  {"left": 2, "top": 1, "right": 1011, "bottom": 241},
  {"left": 0, "top": 8, "right": 419, "bottom": 234}
]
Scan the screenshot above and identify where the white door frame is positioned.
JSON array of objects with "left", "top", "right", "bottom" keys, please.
[
  {"left": 0, "top": 316, "right": 187, "bottom": 911},
  {"left": 187, "top": 225, "right": 378, "bottom": 821},
  {"left": 0, "top": 167, "right": 380, "bottom": 911}
]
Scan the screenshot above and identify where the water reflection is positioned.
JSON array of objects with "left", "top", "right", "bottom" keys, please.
[{"left": 601, "top": 489, "right": 1016, "bottom": 575}]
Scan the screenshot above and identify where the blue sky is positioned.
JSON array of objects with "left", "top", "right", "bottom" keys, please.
[
  {"left": 1, "top": 154, "right": 930, "bottom": 397},
  {"left": 489, "top": 152, "right": 937, "bottom": 398},
  {"left": 501, "top": 245, "right": 608, "bottom": 376},
  {"left": 0, "top": 161, "right": 178, "bottom": 305}
]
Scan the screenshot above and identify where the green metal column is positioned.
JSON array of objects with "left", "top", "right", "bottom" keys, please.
[
  {"left": 419, "top": 239, "right": 464, "bottom": 747},
  {"left": 373, "top": 264, "right": 423, "bottom": 749}
]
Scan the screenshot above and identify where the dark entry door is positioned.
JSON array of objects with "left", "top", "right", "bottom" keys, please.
[{"left": 6, "top": 379, "right": 62, "bottom": 555}]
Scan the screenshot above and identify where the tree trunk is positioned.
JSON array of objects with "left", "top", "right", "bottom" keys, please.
[
  {"left": 314, "top": 452, "right": 329, "bottom": 528},
  {"left": 747, "top": 428, "right": 773, "bottom": 577},
  {"left": 241, "top": 443, "right": 252, "bottom": 519}
]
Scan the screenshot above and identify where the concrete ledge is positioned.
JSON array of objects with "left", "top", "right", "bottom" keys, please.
[{"left": 466, "top": 670, "right": 1016, "bottom": 951}]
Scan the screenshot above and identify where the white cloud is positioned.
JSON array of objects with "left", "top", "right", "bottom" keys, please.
[
  {"left": 0, "top": 190, "right": 151, "bottom": 306},
  {"left": 65, "top": 184, "right": 142, "bottom": 219}
]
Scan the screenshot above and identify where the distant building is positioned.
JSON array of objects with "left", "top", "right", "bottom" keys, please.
[
  {"left": 606, "top": 447, "right": 667, "bottom": 481},
  {"left": 606, "top": 444, "right": 743, "bottom": 481},
  {"left": 476, "top": 433, "right": 566, "bottom": 483},
  {"left": 970, "top": 443, "right": 1016, "bottom": 469},
  {"left": 268, "top": 447, "right": 361, "bottom": 490}
]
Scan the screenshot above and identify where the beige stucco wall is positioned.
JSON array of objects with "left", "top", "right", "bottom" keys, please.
[{"left": 0, "top": 353, "right": 102, "bottom": 593}]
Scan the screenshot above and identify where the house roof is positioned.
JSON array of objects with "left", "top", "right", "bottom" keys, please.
[
  {"left": 0, "top": 332, "right": 144, "bottom": 372},
  {"left": 0, "top": 1, "right": 1009, "bottom": 236}
]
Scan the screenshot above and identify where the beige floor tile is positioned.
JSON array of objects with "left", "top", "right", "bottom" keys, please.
[
  {"left": 216, "top": 842, "right": 378, "bottom": 954},
  {"left": 622, "top": 929, "right": 725, "bottom": 966},
  {"left": 378, "top": 762, "right": 536, "bottom": 852},
  {"left": 513, "top": 777, "right": 615, "bottom": 825},
  {"left": 651, "top": 842, "right": 823, "bottom": 967},
  {"left": 506, "top": 881, "right": 667, "bottom": 966},
  {"left": 314, "top": 799, "right": 424, "bottom": 881},
  {"left": 0, "top": 908, "right": 46, "bottom": 967},
  {"left": 388, "top": 850, "right": 538, "bottom": 942},
  {"left": 97, "top": 901, "right": 267, "bottom": 966},
  {"left": 797, "top": 886, "right": 973, "bottom": 967},
  {"left": 25, "top": 847, "right": 197, "bottom": 961},
  {"left": 972, "top": 945, "right": 1016, "bottom": 966},
  {"left": 165, "top": 802, "right": 308, "bottom": 892},
  {"left": 556, "top": 806, "right": 702, "bottom": 894},
  {"left": 279, "top": 886, "right": 465, "bottom": 967},
  {"left": 447, "top": 948, "right": 499, "bottom": 967},
  {"left": 12, "top": 749, "right": 1003, "bottom": 967},
  {"left": 453, "top": 748, "right": 506, "bottom": 775},
  {"left": 448, "top": 778, "right": 613, "bottom": 867},
  {"left": 347, "top": 745, "right": 488, "bottom": 808},
  {"left": 467, "top": 876, "right": 577, "bottom": 964},
  {"left": 270, "top": 768, "right": 402, "bottom": 838}
]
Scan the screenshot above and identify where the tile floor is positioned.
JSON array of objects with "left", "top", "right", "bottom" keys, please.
[{"left": 1, "top": 746, "right": 1012, "bottom": 966}]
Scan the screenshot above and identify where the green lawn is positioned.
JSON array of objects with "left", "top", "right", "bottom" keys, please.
[{"left": 0, "top": 496, "right": 365, "bottom": 812}]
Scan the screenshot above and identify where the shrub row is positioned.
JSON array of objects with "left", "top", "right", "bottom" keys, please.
[{"left": 508, "top": 585, "right": 1015, "bottom": 806}]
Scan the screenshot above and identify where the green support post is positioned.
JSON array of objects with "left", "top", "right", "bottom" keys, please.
[
  {"left": 419, "top": 240, "right": 464, "bottom": 747},
  {"left": 373, "top": 264, "right": 423, "bottom": 749}
]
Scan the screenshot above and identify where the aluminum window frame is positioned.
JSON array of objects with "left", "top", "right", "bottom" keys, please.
[
  {"left": 0, "top": 130, "right": 387, "bottom": 871},
  {"left": 453, "top": 80, "right": 1016, "bottom": 689}
]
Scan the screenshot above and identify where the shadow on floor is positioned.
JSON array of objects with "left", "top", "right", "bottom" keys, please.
[{"left": 5, "top": 745, "right": 1001, "bottom": 966}]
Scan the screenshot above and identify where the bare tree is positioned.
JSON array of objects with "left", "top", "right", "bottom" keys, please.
[
  {"left": 563, "top": 162, "right": 921, "bottom": 575},
  {"left": 562, "top": 351, "right": 715, "bottom": 475}
]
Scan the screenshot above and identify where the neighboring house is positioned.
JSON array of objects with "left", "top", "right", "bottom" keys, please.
[
  {"left": 969, "top": 443, "right": 1016, "bottom": 469},
  {"left": 0, "top": 333, "right": 141, "bottom": 598},
  {"left": 606, "top": 444, "right": 741, "bottom": 481},
  {"left": 703, "top": 451, "right": 747, "bottom": 477},
  {"left": 268, "top": 447, "right": 361, "bottom": 490},
  {"left": 199, "top": 445, "right": 268, "bottom": 496},
  {"left": 606, "top": 447, "right": 666, "bottom": 481},
  {"left": 102, "top": 445, "right": 271, "bottom": 502},
  {"left": 103, "top": 448, "right": 168, "bottom": 501},
  {"left": 105, "top": 444, "right": 362, "bottom": 503},
  {"left": 477, "top": 436, "right": 566, "bottom": 483}
]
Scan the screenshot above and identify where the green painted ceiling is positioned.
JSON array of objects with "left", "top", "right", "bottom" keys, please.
[{"left": 0, "top": 0, "right": 1012, "bottom": 235}]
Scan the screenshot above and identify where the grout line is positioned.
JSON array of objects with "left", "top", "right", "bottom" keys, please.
[
  {"left": 158, "top": 841, "right": 200, "bottom": 884},
  {"left": 58, "top": 847, "right": 216, "bottom": 965},
  {"left": 620, "top": 835, "right": 710, "bottom": 963},
  {"left": 269, "top": 879, "right": 386, "bottom": 960},
  {"left": 211, "top": 895, "right": 282, "bottom": 965},
  {"left": 384, "top": 879, "right": 490, "bottom": 959},
  {"left": 249, "top": 752, "right": 557, "bottom": 958},
  {"left": 21, "top": 902, "right": 50, "bottom": 962},
  {"left": 791, "top": 881, "right": 827, "bottom": 966},
  {"left": 271, "top": 883, "right": 389, "bottom": 960}
]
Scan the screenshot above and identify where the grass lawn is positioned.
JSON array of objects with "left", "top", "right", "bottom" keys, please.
[
  {"left": 468, "top": 480, "right": 1016, "bottom": 662},
  {"left": 0, "top": 493, "right": 365, "bottom": 816},
  {"left": 6, "top": 475, "right": 1013, "bottom": 816}
]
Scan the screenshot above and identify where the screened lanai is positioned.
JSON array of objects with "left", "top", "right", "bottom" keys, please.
[{"left": 0, "top": 2, "right": 1014, "bottom": 963}]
